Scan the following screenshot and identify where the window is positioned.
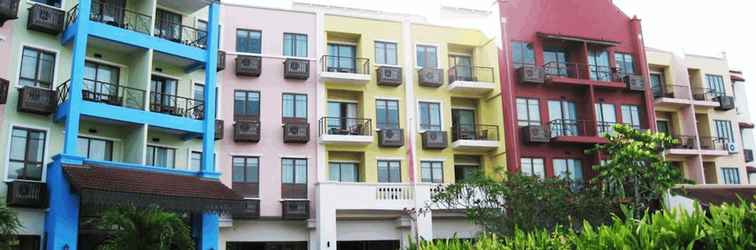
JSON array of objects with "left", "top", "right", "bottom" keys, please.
[
  {"left": 376, "top": 99, "right": 400, "bottom": 129},
  {"left": 375, "top": 41, "right": 398, "bottom": 65},
  {"left": 614, "top": 53, "right": 635, "bottom": 75},
  {"left": 329, "top": 162, "right": 358, "bottom": 182},
  {"left": 588, "top": 49, "right": 610, "bottom": 81},
  {"left": 30, "top": 0, "right": 61, "bottom": 8},
  {"left": 327, "top": 44, "right": 357, "bottom": 73},
  {"left": 377, "top": 160, "right": 401, "bottom": 183},
  {"left": 282, "top": 93, "right": 307, "bottom": 120},
  {"left": 516, "top": 98, "right": 541, "bottom": 127},
  {"left": 511, "top": 41, "right": 535, "bottom": 68},
  {"left": 650, "top": 72, "right": 665, "bottom": 97},
  {"left": 77, "top": 137, "right": 113, "bottom": 161},
  {"left": 421, "top": 161, "right": 443, "bottom": 183},
  {"left": 236, "top": 29, "right": 262, "bottom": 53},
  {"left": 146, "top": 145, "right": 176, "bottom": 168},
  {"left": 419, "top": 102, "right": 441, "bottom": 130},
  {"left": 197, "top": 20, "right": 208, "bottom": 46},
  {"left": 657, "top": 120, "right": 671, "bottom": 135},
  {"left": 621, "top": 105, "right": 641, "bottom": 129},
  {"left": 7, "top": 127, "right": 46, "bottom": 181},
  {"left": 714, "top": 120, "right": 734, "bottom": 143},
  {"left": 19, "top": 47, "right": 55, "bottom": 88},
  {"left": 721, "top": 168, "right": 740, "bottom": 184},
  {"left": 155, "top": 9, "right": 182, "bottom": 41},
  {"left": 193, "top": 83, "right": 219, "bottom": 118},
  {"left": 595, "top": 103, "right": 617, "bottom": 134},
  {"left": 520, "top": 158, "right": 545, "bottom": 179},
  {"left": 282, "top": 158, "right": 307, "bottom": 184},
  {"left": 553, "top": 159, "right": 583, "bottom": 185},
  {"left": 543, "top": 49, "right": 569, "bottom": 77},
  {"left": 284, "top": 33, "right": 307, "bottom": 57},
  {"left": 416, "top": 45, "right": 438, "bottom": 68},
  {"left": 190, "top": 151, "right": 202, "bottom": 172},
  {"left": 548, "top": 100, "right": 577, "bottom": 136},
  {"left": 234, "top": 90, "right": 260, "bottom": 120},
  {"left": 706, "top": 74, "right": 726, "bottom": 97},
  {"left": 232, "top": 156, "right": 259, "bottom": 183},
  {"left": 326, "top": 101, "right": 358, "bottom": 133}
]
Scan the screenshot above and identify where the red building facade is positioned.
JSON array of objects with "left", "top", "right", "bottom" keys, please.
[{"left": 497, "top": 0, "right": 655, "bottom": 181}]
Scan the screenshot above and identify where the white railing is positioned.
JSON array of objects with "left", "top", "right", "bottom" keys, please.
[{"left": 376, "top": 185, "right": 414, "bottom": 201}]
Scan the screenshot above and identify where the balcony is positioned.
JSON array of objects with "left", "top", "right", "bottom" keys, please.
[
  {"left": 378, "top": 128, "right": 404, "bottom": 147},
  {"left": 281, "top": 200, "right": 310, "bottom": 220},
  {"left": 447, "top": 66, "right": 496, "bottom": 96},
  {"left": 27, "top": 3, "right": 64, "bottom": 35},
  {"left": 451, "top": 124, "right": 499, "bottom": 151},
  {"left": 318, "top": 117, "right": 373, "bottom": 145},
  {"left": 376, "top": 66, "right": 402, "bottom": 86},
  {"left": 691, "top": 88, "right": 721, "bottom": 108},
  {"left": 65, "top": 2, "right": 151, "bottom": 35},
  {"left": 18, "top": 86, "right": 56, "bottom": 115},
  {"left": 547, "top": 119, "right": 607, "bottom": 144},
  {"left": 319, "top": 56, "right": 371, "bottom": 83},
  {"left": 234, "top": 120, "right": 261, "bottom": 142},
  {"left": 317, "top": 182, "right": 419, "bottom": 210},
  {"left": 57, "top": 79, "right": 146, "bottom": 110},
  {"left": 0, "top": 0, "right": 19, "bottom": 26},
  {"left": 0, "top": 77, "right": 8, "bottom": 104},
  {"left": 418, "top": 68, "right": 444, "bottom": 87},
  {"left": 149, "top": 93, "right": 204, "bottom": 120},
  {"left": 666, "top": 134, "right": 699, "bottom": 156},
  {"left": 654, "top": 84, "right": 694, "bottom": 109},
  {"left": 284, "top": 58, "right": 310, "bottom": 80},
  {"left": 154, "top": 20, "right": 207, "bottom": 49},
  {"left": 5, "top": 180, "right": 48, "bottom": 208},
  {"left": 543, "top": 62, "right": 625, "bottom": 88},
  {"left": 699, "top": 137, "right": 729, "bottom": 156}
]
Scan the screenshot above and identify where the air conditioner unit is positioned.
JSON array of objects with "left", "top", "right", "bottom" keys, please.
[
  {"left": 714, "top": 96, "right": 735, "bottom": 111},
  {"left": 284, "top": 59, "right": 309, "bottom": 80},
  {"left": 377, "top": 66, "right": 402, "bottom": 86},
  {"left": 27, "top": 4, "right": 64, "bottom": 35},
  {"left": 6, "top": 181, "right": 48, "bottom": 208},
  {"left": 418, "top": 68, "right": 443, "bottom": 87},
  {"left": 422, "top": 130, "right": 448, "bottom": 149},
  {"left": 517, "top": 65, "right": 545, "bottom": 84},
  {"left": 726, "top": 142, "right": 738, "bottom": 154},
  {"left": 624, "top": 75, "right": 645, "bottom": 91},
  {"left": 521, "top": 125, "right": 549, "bottom": 143},
  {"left": 235, "top": 55, "right": 262, "bottom": 77},
  {"left": 281, "top": 200, "right": 309, "bottom": 220},
  {"left": 0, "top": 0, "right": 19, "bottom": 26},
  {"left": 378, "top": 128, "right": 404, "bottom": 147},
  {"left": 283, "top": 122, "right": 309, "bottom": 143},
  {"left": 17, "top": 86, "right": 56, "bottom": 115},
  {"left": 234, "top": 120, "right": 261, "bottom": 142}
]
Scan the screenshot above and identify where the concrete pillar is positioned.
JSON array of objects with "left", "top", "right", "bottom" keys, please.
[
  {"left": 200, "top": 1, "right": 220, "bottom": 178},
  {"left": 315, "top": 206, "right": 336, "bottom": 250},
  {"left": 44, "top": 155, "right": 84, "bottom": 250},
  {"left": 414, "top": 185, "right": 433, "bottom": 241},
  {"left": 396, "top": 217, "right": 413, "bottom": 249},
  {"left": 62, "top": 0, "right": 92, "bottom": 155},
  {"left": 199, "top": 213, "right": 220, "bottom": 250}
]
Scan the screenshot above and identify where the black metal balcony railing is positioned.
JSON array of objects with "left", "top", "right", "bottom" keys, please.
[
  {"left": 548, "top": 119, "right": 598, "bottom": 137},
  {"left": 698, "top": 137, "right": 728, "bottom": 151},
  {"left": 66, "top": 2, "right": 151, "bottom": 34},
  {"left": 670, "top": 134, "right": 698, "bottom": 149},
  {"left": 149, "top": 93, "right": 204, "bottom": 120},
  {"left": 56, "top": 80, "right": 146, "bottom": 110},
  {"left": 655, "top": 84, "right": 693, "bottom": 99},
  {"left": 321, "top": 55, "right": 370, "bottom": 75},
  {"left": 318, "top": 117, "right": 372, "bottom": 136},
  {"left": 596, "top": 121, "right": 619, "bottom": 135},
  {"left": 452, "top": 124, "right": 499, "bottom": 141},
  {"left": 448, "top": 65, "right": 494, "bottom": 84},
  {"left": 154, "top": 20, "right": 207, "bottom": 49},
  {"left": 544, "top": 62, "right": 622, "bottom": 82},
  {"left": 692, "top": 88, "right": 720, "bottom": 101}
]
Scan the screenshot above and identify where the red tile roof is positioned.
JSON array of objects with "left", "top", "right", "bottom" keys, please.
[{"left": 63, "top": 165, "right": 244, "bottom": 213}]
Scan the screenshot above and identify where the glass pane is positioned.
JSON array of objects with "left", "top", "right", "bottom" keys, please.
[
  {"left": 191, "top": 152, "right": 201, "bottom": 172},
  {"left": 233, "top": 158, "right": 245, "bottom": 182},
  {"left": 20, "top": 49, "right": 38, "bottom": 85},
  {"left": 282, "top": 159, "right": 294, "bottom": 183},
  {"left": 421, "top": 163, "right": 431, "bottom": 182},
  {"left": 377, "top": 161, "right": 388, "bottom": 183},
  {"left": 26, "top": 163, "right": 42, "bottom": 180},
  {"left": 389, "top": 161, "right": 401, "bottom": 182},
  {"left": 146, "top": 147, "right": 154, "bottom": 166},
  {"left": 432, "top": 162, "right": 443, "bottom": 183},
  {"left": 375, "top": 42, "right": 386, "bottom": 65},
  {"left": 283, "top": 94, "right": 294, "bottom": 117},
  {"left": 246, "top": 158, "right": 259, "bottom": 182},
  {"left": 429, "top": 103, "right": 441, "bottom": 128},
  {"left": 295, "top": 35, "right": 307, "bottom": 57},
  {"left": 9, "top": 129, "right": 29, "bottom": 161},
  {"left": 28, "top": 135, "right": 45, "bottom": 162},
  {"left": 329, "top": 163, "right": 339, "bottom": 181},
  {"left": 295, "top": 160, "right": 307, "bottom": 184},
  {"left": 295, "top": 95, "right": 307, "bottom": 118},
  {"left": 283, "top": 34, "right": 293, "bottom": 57},
  {"left": 341, "top": 164, "right": 356, "bottom": 182},
  {"left": 88, "top": 139, "right": 108, "bottom": 161},
  {"left": 7, "top": 162, "right": 24, "bottom": 179},
  {"left": 194, "top": 84, "right": 205, "bottom": 101}
]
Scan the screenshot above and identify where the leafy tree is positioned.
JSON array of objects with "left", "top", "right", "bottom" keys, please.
[
  {"left": 430, "top": 171, "right": 615, "bottom": 236},
  {"left": 0, "top": 200, "right": 22, "bottom": 250},
  {"left": 586, "top": 124, "right": 691, "bottom": 217},
  {"left": 96, "top": 206, "right": 195, "bottom": 250}
]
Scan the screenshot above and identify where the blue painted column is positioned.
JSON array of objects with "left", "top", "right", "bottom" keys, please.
[
  {"left": 200, "top": 1, "right": 220, "bottom": 178},
  {"left": 62, "top": 0, "right": 92, "bottom": 156},
  {"left": 199, "top": 213, "right": 220, "bottom": 250},
  {"left": 44, "top": 155, "right": 84, "bottom": 250}
]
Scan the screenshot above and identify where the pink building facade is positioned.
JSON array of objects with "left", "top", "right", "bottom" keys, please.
[{"left": 217, "top": 5, "right": 317, "bottom": 249}]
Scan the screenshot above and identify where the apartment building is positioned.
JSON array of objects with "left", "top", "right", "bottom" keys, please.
[
  {"left": 730, "top": 70, "right": 756, "bottom": 184},
  {"left": 498, "top": 0, "right": 654, "bottom": 180},
  {"left": 0, "top": 0, "right": 244, "bottom": 249},
  {"left": 217, "top": 4, "right": 318, "bottom": 250},
  {"left": 647, "top": 48, "right": 750, "bottom": 185}
]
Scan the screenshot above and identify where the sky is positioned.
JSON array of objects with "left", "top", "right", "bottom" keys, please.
[{"left": 227, "top": 0, "right": 756, "bottom": 119}]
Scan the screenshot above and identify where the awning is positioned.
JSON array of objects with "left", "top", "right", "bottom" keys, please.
[
  {"left": 64, "top": 165, "right": 245, "bottom": 213},
  {"left": 671, "top": 186, "right": 756, "bottom": 207},
  {"left": 747, "top": 166, "right": 756, "bottom": 173},
  {"left": 739, "top": 122, "right": 754, "bottom": 129},
  {"left": 537, "top": 32, "right": 620, "bottom": 46}
]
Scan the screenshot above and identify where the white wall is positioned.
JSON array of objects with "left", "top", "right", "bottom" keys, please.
[{"left": 432, "top": 218, "right": 480, "bottom": 239}]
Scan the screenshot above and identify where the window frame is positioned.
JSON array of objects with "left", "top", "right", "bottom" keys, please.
[
  {"left": 374, "top": 41, "right": 398, "bottom": 66},
  {"left": 415, "top": 44, "right": 439, "bottom": 69},
  {"left": 6, "top": 126, "right": 48, "bottom": 182},
  {"left": 77, "top": 136, "right": 114, "bottom": 161},
  {"left": 329, "top": 161, "right": 360, "bottom": 182},
  {"left": 721, "top": 167, "right": 741, "bottom": 184},
  {"left": 552, "top": 158, "right": 584, "bottom": 184},
  {"left": 516, "top": 97, "right": 541, "bottom": 127},
  {"left": 620, "top": 105, "right": 641, "bottom": 129},
  {"left": 283, "top": 33, "right": 308, "bottom": 57},
  {"left": 595, "top": 102, "right": 617, "bottom": 134},
  {"left": 282, "top": 93, "right": 308, "bottom": 120},
  {"left": 420, "top": 160, "right": 444, "bottom": 183},
  {"left": 232, "top": 156, "right": 260, "bottom": 184},
  {"left": 511, "top": 41, "right": 535, "bottom": 68},
  {"left": 714, "top": 120, "right": 735, "bottom": 143},
  {"left": 18, "top": 46, "right": 57, "bottom": 89},
  {"left": 236, "top": 29, "right": 262, "bottom": 54},
  {"left": 377, "top": 160, "right": 402, "bottom": 183},
  {"left": 282, "top": 158, "right": 308, "bottom": 184},
  {"left": 145, "top": 144, "right": 177, "bottom": 168},
  {"left": 418, "top": 101, "right": 443, "bottom": 131},
  {"left": 705, "top": 74, "right": 726, "bottom": 97},
  {"left": 234, "top": 90, "right": 261, "bottom": 120},
  {"left": 614, "top": 52, "right": 636, "bottom": 75},
  {"left": 520, "top": 157, "right": 545, "bottom": 179},
  {"left": 376, "top": 99, "right": 400, "bottom": 129}
]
